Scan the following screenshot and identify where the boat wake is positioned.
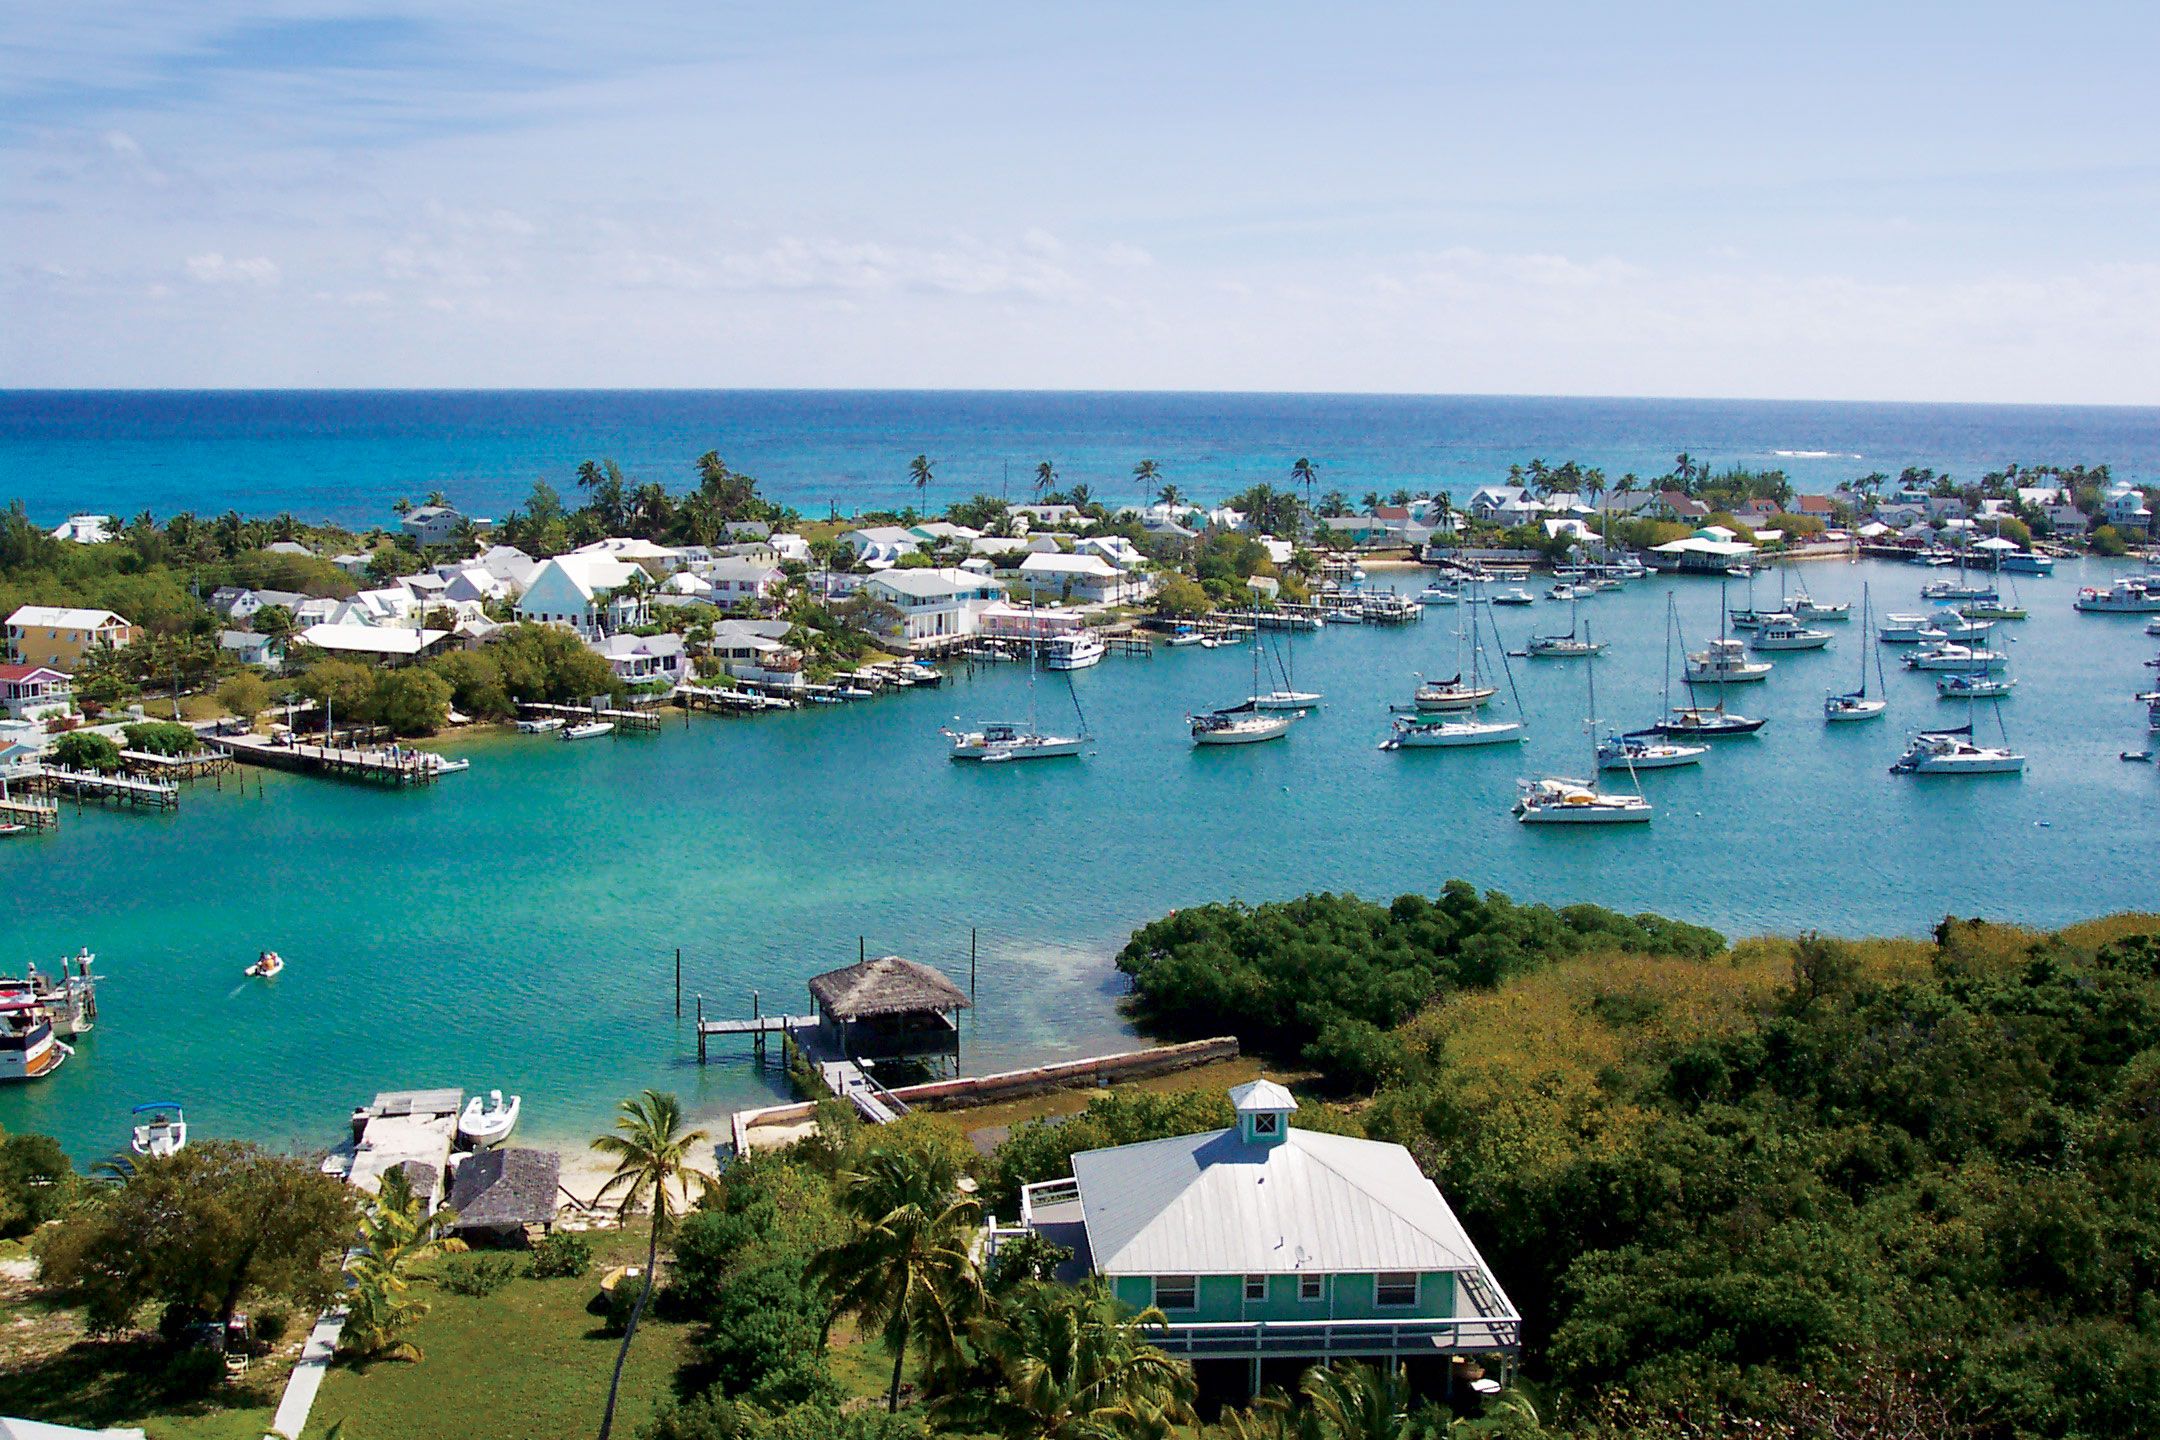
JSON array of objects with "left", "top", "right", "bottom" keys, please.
[{"left": 1773, "top": 450, "right": 1860, "bottom": 459}]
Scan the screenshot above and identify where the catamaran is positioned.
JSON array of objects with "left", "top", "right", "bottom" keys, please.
[
  {"left": 1515, "top": 629, "right": 1653, "bottom": 824},
  {"left": 1890, "top": 717, "right": 2025, "bottom": 776},
  {"left": 1825, "top": 584, "right": 1889, "bottom": 722}
]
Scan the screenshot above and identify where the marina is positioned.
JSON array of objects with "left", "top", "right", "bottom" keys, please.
[{"left": 8, "top": 553, "right": 2160, "bottom": 1159}]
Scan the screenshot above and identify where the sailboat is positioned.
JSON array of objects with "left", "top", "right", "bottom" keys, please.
[
  {"left": 944, "top": 618, "right": 1089, "bottom": 761},
  {"left": 1192, "top": 623, "right": 1301, "bottom": 745},
  {"left": 1824, "top": 584, "right": 1889, "bottom": 721},
  {"left": 1604, "top": 596, "right": 1709, "bottom": 768},
  {"left": 1684, "top": 583, "right": 1773, "bottom": 683},
  {"left": 1891, "top": 702, "right": 2025, "bottom": 776},
  {"left": 1525, "top": 594, "right": 1605, "bottom": 658},
  {"left": 1246, "top": 613, "right": 1323, "bottom": 711},
  {"left": 1920, "top": 542, "right": 1996, "bottom": 603},
  {"left": 1515, "top": 625, "right": 1653, "bottom": 823},
  {"left": 1412, "top": 584, "right": 1500, "bottom": 710},
  {"left": 1384, "top": 589, "right": 1525, "bottom": 748},
  {"left": 1656, "top": 599, "right": 1765, "bottom": 737}
]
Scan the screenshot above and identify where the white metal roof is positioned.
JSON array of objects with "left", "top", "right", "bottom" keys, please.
[
  {"left": 1070, "top": 1126, "right": 1482, "bottom": 1277},
  {"left": 1228, "top": 1078, "right": 1298, "bottom": 1113},
  {"left": 299, "top": 623, "right": 449, "bottom": 656},
  {"left": 6, "top": 605, "right": 128, "bottom": 630}
]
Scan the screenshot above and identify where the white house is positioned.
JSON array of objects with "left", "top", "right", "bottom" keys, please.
[
  {"left": 400, "top": 504, "right": 467, "bottom": 547},
  {"left": 843, "top": 527, "right": 926, "bottom": 569},
  {"left": 704, "top": 557, "right": 784, "bottom": 607},
  {"left": 514, "top": 554, "right": 650, "bottom": 637},
  {"left": 1014, "top": 552, "right": 1148, "bottom": 606},
  {"left": 210, "top": 587, "right": 309, "bottom": 622},
  {"left": 1467, "top": 485, "right": 1532, "bottom": 522},
  {"left": 594, "top": 632, "right": 688, "bottom": 687},
  {"left": 1075, "top": 535, "right": 1145, "bottom": 569},
  {"left": 2104, "top": 487, "right": 2155, "bottom": 532},
  {"left": 909, "top": 522, "right": 981, "bottom": 550},
  {"left": 769, "top": 533, "right": 811, "bottom": 564},
  {"left": 330, "top": 552, "right": 373, "bottom": 577},
  {"left": 446, "top": 544, "right": 539, "bottom": 596},
  {"left": 49, "top": 514, "right": 115, "bottom": 544},
  {"left": 706, "top": 619, "right": 804, "bottom": 688},
  {"left": 1010, "top": 503, "right": 1086, "bottom": 533},
  {"left": 862, "top": 568, "right": 1005, "bottom": 644}
]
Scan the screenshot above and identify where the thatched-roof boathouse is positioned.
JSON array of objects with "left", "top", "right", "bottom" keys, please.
[{"left": 806, "top": 955, "right": 970, "bottom": 1070}]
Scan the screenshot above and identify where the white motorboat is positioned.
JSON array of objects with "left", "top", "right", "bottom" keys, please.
[
  {"left": 1418, "top": 584, "right": 1461, "bottom": 605},
  {"left": 1516, "top": 630, "right": 1652, "bottom": 823},
  {"left": 2075, "top": 578, "right": 2160, "bottom": 614},
  {"left": 1826, "top": 583, "right": 1890, "bottom": 722},
  {"left": 1876, "top": 612, "right": 1935, "bottom": 643},
  {"left": 1937, "top": 673, "right": 2016, "bottom": 700},
  {"left": 1382, "top": 714, "right": 1523, "bottom": 749},
  {"left": 1921, "top": 579, "right": 1996, "bottom": 602},
  {"left": 1360, "top": 593, "right": 1421, "bottom": 623},
  {"left": 1903, "top": 643, "right": 2005, "bottom": 672},
  {"left": 0, "top": 998, "right": 69, "bottom": 1082},
  {"left": 1597, "top": 732, "right": 1707, "bottom": 770},
  {"left": 1918, "top": 608, "right": 1994, "bottom": 639},
  {"left": 458, "top": 1089, "right": 521, "bottom": 1148},
  {"left": 1749, "top": 613, "right": 1831, "bottom": 651},
  {"left": 131, "top": 1102, "right": 187, "bottom": 1158},
  {"left": 1788, "top": 591, "right": 1849, "bottom": 621},
  {"left": 1547, "top": 583, "right": 1579, "bottom": 602},
  {"left": 515, "top": 717, "right": 565, "bottom": 734},
  {"left": 1489, "top": 587, "right": 1535, "bottom": 606},
  {"left": 1165, "top": 630, "right": 1206, "bottom": 647},
  {"left": 562, "top": 720, "right": 614, "bottom": 740},
  {"left": 1890, "top": 726, "right": 2024, "bottom": 775},
  {"left": 1042, "top": 633, "right": 1107, "bottom": 670},
  {"left": 1686, "top": 637, "right": 1772, "bottom": 683}
]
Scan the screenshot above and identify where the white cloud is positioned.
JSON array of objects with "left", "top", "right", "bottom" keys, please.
[{"left": 183, "top": 252, "right": 279, "bottom": 286}]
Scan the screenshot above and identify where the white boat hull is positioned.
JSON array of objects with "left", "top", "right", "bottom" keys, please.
[
  {"left": 950, "top": 735, "right": 1084, "bottom": 761},
  {"left": 1902, "top": 754, "right": 2025, "bottom": 775},
  {"left": 1751, "top": 634, "right": 1830, "bottom": 651},
  {"left": 459, "top": 1094, "right": 521, "bottom": 1148},
  {"left": 1193, "top": 716, "right": 1296, "bottom": 745},
  {"left": 1386, "top": 721, "right": 1523, "bottom": 749},
  {"left": 1684, "top": 665, "right": 1772, "bottom": 683},
  {"left": 1518, "top": 800, "right": 1654, "bottom": 824},
  {"left": 1250, "top": 692, "right": 1322, "bottom": 712},
  {"left": 1599, "top": 743, "right": 1706, "bottom": 770},
  {"left": 1825, "top": 697, "right": 1887, "bottom": 722}
]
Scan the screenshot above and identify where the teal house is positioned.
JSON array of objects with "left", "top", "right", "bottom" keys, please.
[{"left": 996, "top": 1080, "right": 1520, "bottom": 1397}]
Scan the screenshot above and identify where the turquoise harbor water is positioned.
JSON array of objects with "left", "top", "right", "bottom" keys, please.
[{"left": 6, "top": 554, "right": 2160, "bottom": 1159}]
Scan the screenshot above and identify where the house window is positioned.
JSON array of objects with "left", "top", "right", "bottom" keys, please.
[
  {"left": 1245, "top": 1275, "right": 1266, "bottom": 1302},
  {"left": 1153, "top": 1276, "right": 1197, "bottom": 1311},
  {"left": 1375, "top": 1273, "right": 1418, "bottom": 1307},
  {"left": 1299, "top": 1274, "right": 1323, "bottom": 1303},
  {"left": 1252, "top": 1113, "right": 1279, "bottom": 1135}
]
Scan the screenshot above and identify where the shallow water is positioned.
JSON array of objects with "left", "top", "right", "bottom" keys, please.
[{"left": 5, "top": 556, "right": 2156, "bottom": 1159}]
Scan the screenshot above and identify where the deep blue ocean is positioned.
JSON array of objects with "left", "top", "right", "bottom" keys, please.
[{"left": 3, "top": 391, "right": 2156, "bottom": 524}]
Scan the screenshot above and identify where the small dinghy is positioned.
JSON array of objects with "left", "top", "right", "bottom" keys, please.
[
  {"left": 458, "top": 1089, "right": 521, "bottom": 1148},
  {"left": 2122, "top": 751, "right": 2153, "bottom": 764},
  {"left": 516, "top": 717, "right": 565, "bottom": 734},
  {"left": 131, "top": 1102, "right": 188, "bottom": 1158},
  {"left": 562, "top": 720, "right": 614, "bottom": 740},
  {"left": 245, "top": 951, "right": 285, "bottom": 979}
]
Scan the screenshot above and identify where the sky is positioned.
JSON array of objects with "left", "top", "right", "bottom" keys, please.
[{"left": 3, "top": 2, "right": 2158, "bottom": 402}]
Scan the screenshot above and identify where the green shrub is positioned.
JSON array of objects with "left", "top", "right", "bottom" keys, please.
[
  {"left": 251, "top": 1308, "right": 292, "bottom": 1347},
  {"left": 438, "top": 1253, "right": 518, "bottom": 1297},
  {"left": 48, "top": 731, "right": 123, "bottom": 773},
  {"left": 599, "top": 1277, "right": 643, "bottom": 1336},
  {"left": 527, "top": 1230, "right": 593, "bottom": 1279},
  {"left": 119, "top": 720, "right": 198, "bottom": 755},
  {"left": 156, "top": 1347, "right": 226, "bottom": 1400}
]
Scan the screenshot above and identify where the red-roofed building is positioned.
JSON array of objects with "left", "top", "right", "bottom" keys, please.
[
  {"left": 1656, "top": 491, "right": 1711, "bottom": 520},
  {"left": 1794, "top": 494, "right": 1837, "bottom": 517},
  {"left": 0, "top": 663, "right": 71, "bottom": 721}
]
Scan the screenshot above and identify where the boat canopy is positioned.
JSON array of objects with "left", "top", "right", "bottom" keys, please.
[{"left": 132, "top": 1101, "right": 184, "bottom": 1113}]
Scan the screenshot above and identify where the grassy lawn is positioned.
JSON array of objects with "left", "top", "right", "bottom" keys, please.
[
  {"left": 304, "top": 1232, "right": 695, "bottom": 1440},
  {"left": 0, "top": 1245, "right": 285, "bottom": 1440}
]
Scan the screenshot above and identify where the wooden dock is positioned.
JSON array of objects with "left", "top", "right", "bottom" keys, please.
[
  {"left": 24, "top": 765, "right": 180, "bottom": 810},
  {"left": 0, "top": 794, "right": 59, "bottom": 832},
  {"left": 676, "top": 685, "right": 786, "bottom": 716},
  {"left": 207, "top": 734, "right": 444, "bottom": 786},
  {"left": 518, "top": 701, "right": 663, "bottom": 732},
  {"left": 121, "top": 749, "right": 238, "bottom": 782},
  {"left": 694, "top": 994, "right": 816, "bottom": 1064}
]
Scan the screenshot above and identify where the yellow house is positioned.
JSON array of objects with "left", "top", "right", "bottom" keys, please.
[{"left": 5, "top": 606, "right": 138, "bottom": 672}]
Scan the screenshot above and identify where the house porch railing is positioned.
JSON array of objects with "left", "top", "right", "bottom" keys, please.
[{"left": 1146, "top": 1311, "right": 1521, "bottom": 1360}]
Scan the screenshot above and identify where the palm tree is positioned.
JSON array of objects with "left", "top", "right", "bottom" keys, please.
[
  {"left": 813, "top": 1139, "right": 983, "bottom": 1413},
  {"left": 1673, "top": 452, "right": 1697, "bottom": 488},
  {"left": 590, "top": 1092, "right": 712, "bottom": 1440},
  {"left": 1303, "top": 1362, "right": 1419, "bottom": 1440},
  {"left": 1034, "top": 461, "right": 1057, "bottom": 499},
  {"left": 941, "top": 1279, "right": 1194, "bottom": 1440},
  {"left": 1157, "top": 484, "right": 1185, "bottom": 509},
  {"left": 1291, "top": 457, "right": 1317, "bottom": 513},
  {"left": 910, "top": 455, "right": 935, "bottom": 498},
  {"left": 342, "top": 1167, "right": 465, "bottom": 1362}
]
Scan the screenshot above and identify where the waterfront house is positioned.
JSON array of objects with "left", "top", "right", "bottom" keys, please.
[
  {"left": 1653, "top": 491, "right": 1711, "bottom": 522},
  {"left": 2105, "top": 486, "right": 2155, "bottom": 533},
  {"left": 298, "top": 622, "right": 453, "bottom": 664},
  {"left": 400, "top": 504, "right": 467, "bottom": 547},
  {"left": 446, "top": 1148, "right": 561, "bottom": 1241},
  {"left": 705, "top": 619, "right": 803, "bottom": 688},
  {"left": 995, "top": 1080, "right": 1520, "bottom": 1399},
  {"left": 1645, "top": 532, "right": 1757, "bottom": 575},
  {"left": 49, "top": 514, "right": 115, "bottom": 545},
  {"left": 595, "top": 632, "right": 688, "bottom": 687},
  {"left": 1015, "top": 552, "right": 1146, "bottom": 606},
  {"left": 807, "top": 955, "right": 970, "bottom": 1070},
  {"left": 1794, "top": 494, "right": 1837, "bottom": 519},
  {"left": 210, "top": 586, "right": 309, "bottom": 623},
  {"left": 0, "top": 664, "right": 71, "bottom": 721},
  {"left": 862, "top": 568, "right": 1005, "bottom": 645},
  {"left": 979, "top": 602, "right": 1087, "bottom": 642},
  {"left": 5, "top": 606, "right": 136, "bottom": 671},
  {"left": 515, "top": 554, "right": 650, "bottom": 637}
]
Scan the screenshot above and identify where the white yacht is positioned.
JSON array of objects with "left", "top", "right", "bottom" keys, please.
[
  {"left": 1937, "top": 672, "right": 2015, "bottom": 700},
  {"left": 946, "top": 722, "right": 1085, "bottom": 761},
  {"left": 1042, "top": 632, "right": 1107, "bottom": 670},
  {"left": 561, "top": 719, "right": 614, "bottom": 740},
  {"left": 1686, "top": 637, "right": 1772, "bottom": 683},
  {"left": 1489, "top": 587, "right": 1536, "bottom": 606},
  {"left": 1418, "top": 583, "right": 1461, "bottom": 605},
  {"left": 1903, "top": 643, "right": 2006, "bottom": 672},
  {"left": 1788, "top": 591, "right": 1849, "bottom": 621},
  {"left": 2075, "top": 578, "right": 2160, "bottom": 614},
  {"left": 1890, "top": 726, "right": 2025, "bottom": 775},
  {"left": 1749, "top": 613, "right": 1831, "bottom": 651},
  {"left": 1876, "top": 612, "right": 1935, "bottom": 643},
  {"left": 1825, "top": 584, "right": 1889, "bottom": 722},
  {"left": 1191, "top": 709, "right": 1297, "bottom": 745},
  {"left": 1597, "top": 732, "right": 1707, "bottom": 770}
]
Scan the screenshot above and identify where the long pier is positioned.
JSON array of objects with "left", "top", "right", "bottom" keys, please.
[
  {"left": 676, "top": 685, "right": 789, "bottom": 715},
  {"left": 207, "top": 733, "right": 444, "bottom": 786},
  {"left": 0, "top": 794, "right": 59, "bottom": 832},
  {"left": 121, "top": 749, "right": 238, "bottom": 782},
  {"left": 517, "top": 701, "right": 663, "bottom": 733},
  {"left": 23, "top": 765, "right": 180, "bottom": 810}
]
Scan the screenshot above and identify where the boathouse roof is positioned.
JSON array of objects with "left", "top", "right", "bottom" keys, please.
[
  {"left": 808, "top": 955, "right": 971, "bottom": 1020},
  {"left": 447, "top": 1147, "right": 561, "bottom": 1231}
]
